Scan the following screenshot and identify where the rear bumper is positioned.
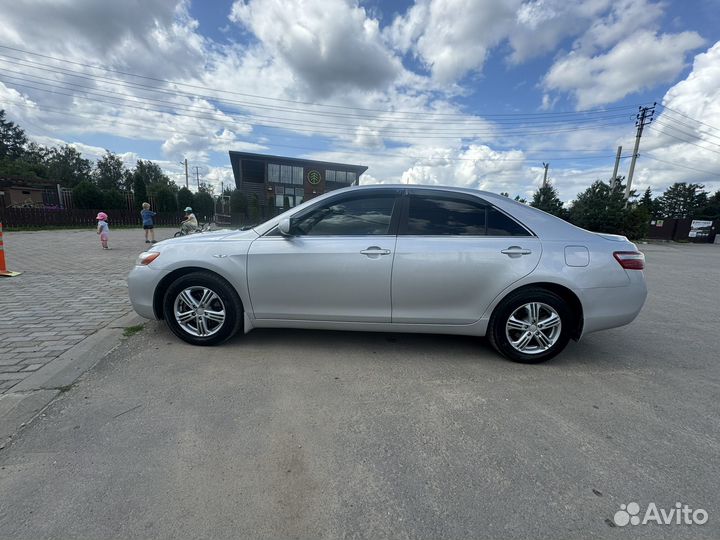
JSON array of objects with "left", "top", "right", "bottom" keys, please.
[
  {"left": 579, "top": 271, "right": 647, "bottom": 336},
  {"left": 127, "top": 265, "right": 162, "bottom": 320}
]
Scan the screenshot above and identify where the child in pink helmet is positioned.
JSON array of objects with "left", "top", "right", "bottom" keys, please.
[{"left": 96, "top": 212, "right": 110, "bottom": 249}]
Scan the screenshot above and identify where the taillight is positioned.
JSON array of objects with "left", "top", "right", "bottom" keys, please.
[{"left": 613, "top": 251, "right": 645, "bottom": 270}]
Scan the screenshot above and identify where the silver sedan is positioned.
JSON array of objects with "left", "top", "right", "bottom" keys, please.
[{"left": 127, "top": 185, "right": 647, "bottom": 363}]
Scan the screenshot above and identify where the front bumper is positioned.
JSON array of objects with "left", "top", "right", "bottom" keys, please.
[{"left": 127, "top": 264, "right": 163, "bottom": 320}]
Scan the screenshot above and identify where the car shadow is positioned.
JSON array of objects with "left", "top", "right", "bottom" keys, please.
[{"left": 146, "top": 320, "right": 649, "bottom": 372}]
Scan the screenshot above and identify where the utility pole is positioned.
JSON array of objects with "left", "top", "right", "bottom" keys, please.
[
  {"left": 184, "top": 158, "right": 189, "bottom": 188},
  {"left": 541, "top": 162, "right": 549, "bottom": 188},
  {"left": 625, "top": 103, "right": 655, "bottom": 200},
  {"left": 194, "top": 166, "right": 201, "bottom": 191},
  {"left": 610, "top": 145, "right": 622, "bottom": 189}
]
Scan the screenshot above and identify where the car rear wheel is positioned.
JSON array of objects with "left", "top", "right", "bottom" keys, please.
[
  {"left": 488, "top": 288, "right": 571, "bottom": 363},
  {"left": 163, "top": 271, "right": 242, "bottom": 346}
]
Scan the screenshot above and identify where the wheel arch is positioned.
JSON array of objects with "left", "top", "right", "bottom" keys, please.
[
  {"left": 489, "top": 282, "right": 584, "bottom": 340},
  {"left": 153, "top": 266, "right": 245, "bottom": 320}
]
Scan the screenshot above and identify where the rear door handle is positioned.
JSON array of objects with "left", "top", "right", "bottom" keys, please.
[
  {"left": 360, "top": 247, "right": 391, "bottom": 256},
  {"left": 501, "top": 246, "right": 532, "bottom": 257}
]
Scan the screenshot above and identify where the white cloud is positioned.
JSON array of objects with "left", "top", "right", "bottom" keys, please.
[
  {"left": 508, "top": 0, "right": 611, "bottom": 63},
  {"left": 229, "top": 0, "right": 403, "bottom": 98},
  {"left": 0, "top": 0, "right": 205, "bottom": 80},
  {"left": 634, "top": 40, "right": 720, "bottom": 194},
  {"left": 1, "top": 0, "right": 716, "bottom": 206},
  {"left": 573, "top": 0, "right": 664, "bottom": 54},
  {"left": 386, "top": 0, "right": 521, "bottom": 84},
  {"left": 544, "top": 30, "right": 705, "bottom": 108}
]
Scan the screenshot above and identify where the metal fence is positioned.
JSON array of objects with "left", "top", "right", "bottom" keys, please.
[
  {"left": 647, "top": 218, "right": 719, "bottom": 243},
  {"left": 0, "top": 207, "right": 183, "bottom": 228}
]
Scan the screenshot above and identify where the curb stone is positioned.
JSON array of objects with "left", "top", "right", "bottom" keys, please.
[{"left": 0, "top": 312, "right": 146, "bottom": 444}]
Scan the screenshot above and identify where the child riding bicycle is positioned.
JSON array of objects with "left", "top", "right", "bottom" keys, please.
[{"left": 180, "top": 207, "right": 198, "bottom": 235}]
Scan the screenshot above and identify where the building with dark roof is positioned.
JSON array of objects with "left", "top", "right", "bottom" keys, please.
[{"left": 229, "top": 151, "right": 367, "bottom": 220}]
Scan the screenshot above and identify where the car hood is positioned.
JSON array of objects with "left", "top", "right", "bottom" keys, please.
[{"left": 154, "top": 228, "right": 258, "bottom": 247}]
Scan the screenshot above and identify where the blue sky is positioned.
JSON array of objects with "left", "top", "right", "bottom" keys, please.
[{"left": 1, "top": 0, "right": 719, "bottom": 200}]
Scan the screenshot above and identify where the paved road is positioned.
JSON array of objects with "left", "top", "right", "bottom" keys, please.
[
  {"left": 1, "top": 243, "right": 719, "bottom": 539},
  {"left": 0, "top": 228, "right": 175, "bottom": 393}
]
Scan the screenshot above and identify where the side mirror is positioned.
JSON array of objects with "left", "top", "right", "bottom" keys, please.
[{"left": 278, "top": 218, "right": 293, "bottom": 236}]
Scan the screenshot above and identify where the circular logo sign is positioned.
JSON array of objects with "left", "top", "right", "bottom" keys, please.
[{"left": 307, "top": 170, "right": 321, "bottom": 185}]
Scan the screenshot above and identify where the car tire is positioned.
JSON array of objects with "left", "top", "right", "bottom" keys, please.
[
  {"left": 488, "top": 287, "right": 572, "bottom": 363},
  {"left": 163, "top": 271, "right": 242, "bottom": 346}
]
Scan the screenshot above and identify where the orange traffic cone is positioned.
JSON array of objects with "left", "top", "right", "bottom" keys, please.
[{"left": 0, "top": 222, "right": 22, "bottom": 277}]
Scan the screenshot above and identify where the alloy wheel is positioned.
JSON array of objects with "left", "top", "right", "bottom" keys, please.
[
  {"left": 505, "top": 301, "right": 562, "bottom": 355},
  {"left": 173, "top": 286, "right": 226, "bottom": 337}
]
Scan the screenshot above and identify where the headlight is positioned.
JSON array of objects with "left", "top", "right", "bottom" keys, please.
[{"left": 136, "top": 251, "right": 160, "bottom": 266}]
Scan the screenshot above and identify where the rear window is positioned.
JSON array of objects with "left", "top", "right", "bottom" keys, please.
[
  {"left": 404, "top": 194, "right": 530, "bottom": 236},
  {"left": 487, "top": 207, "right": 530, "bottom": 236}
]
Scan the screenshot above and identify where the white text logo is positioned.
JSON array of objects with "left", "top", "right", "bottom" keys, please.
[{"left": 613, "top": 502, "right": 708, "bottom": 527}]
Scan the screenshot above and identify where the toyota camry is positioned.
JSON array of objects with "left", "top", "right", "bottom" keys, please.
[{"left": 127, "top": 185, "right": 647, "bottom": 363}]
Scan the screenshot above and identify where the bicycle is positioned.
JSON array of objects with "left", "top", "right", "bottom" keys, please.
[{"left": 173, "top": 221, "right": 210, "bottom": 238}]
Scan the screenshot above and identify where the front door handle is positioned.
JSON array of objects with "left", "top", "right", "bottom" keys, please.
[
  {"left": 360, "top": 246, "right": 391, "bottom": 256},
  {"left": 501, "top": 246, "right": 532, "bottom": 257}
]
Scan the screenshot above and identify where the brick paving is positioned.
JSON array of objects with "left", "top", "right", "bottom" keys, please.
[{"left": 0, "top": 227, "right": 175, "bottom": 393}]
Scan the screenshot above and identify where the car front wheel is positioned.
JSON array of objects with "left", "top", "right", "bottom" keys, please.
[
  {"left": 163, "top": 271, "right": 242, "bottom": 346},
  {"left": 488, "top": 288, "right": 571, "bottom": 363}
]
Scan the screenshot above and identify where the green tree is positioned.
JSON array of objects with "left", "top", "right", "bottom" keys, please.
[
  {"left": 248, "top": 193, "right": 259, "bottom": 224},
  {"left": 0, "top": 153, "right": 47, "bottom": 179},
  {"left": 18, "top": 142, "right": 50, "bottom": 178},
  {"left": 132, "top": 159, "right": 172, "bottom": 190},
  {"left": 194, "top": 191, "right": 214, "bottom": 221},
  {"left": 0, "top": 109, "right": 28, "bottom": 160},
  {"left": 45, "top": 145, "right": 92, "bottom": 187},
  {"left": 696, "top": 189, "right": 720, "bottom": 220},
  {"left": 623, "top": 205, "right": 650, "bottom": 240},
  {"left": 0, "top": 115, "right": 49, "bottom": 179},
  {"left": 154, "top": 186, "right": 177, "bottom": 212},
  {"left": 638, "top": 187, "right": 653, "bottom": 213},
  {"left": 568, "top": 179, "right": 643, "bottom": 238},
  {"left": 530, "top": 184, "right": 565, "bottom": 218},
  {"left": 500, "top": 192, "right": 527, "bottom": 203},
  {"left": 95, "top": 151, "right": 127, "bottom": 191},
  {"left": 656, "top": 182, "right": 708, "bottom": 218},
  {"left": 102, "top": 189, "right": 126, "bottom": 209},
  {"left": 177, "top": 187, "right": 194, "bottom": 212},
  {"left": 230, "top": 189, "right": 247, "bottom": 224},
  {"left": 72, "top": 181, "right": 104, "bottom": 209},
  {"left": 198, "top": 182, "right": 214, "bottom": 195},
  {"left": 133, "top": 175, "right": 148, "bottom": 210},
  {"left": 122, "top": 169, "right": 134, "bottom": 191}
]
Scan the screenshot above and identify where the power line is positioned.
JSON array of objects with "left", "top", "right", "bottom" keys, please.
[
  {"left": 657, "top": 114, "right": 720, "bottom": 146},
  {"left": 642, "top": 154, "right": 720, "bottom": 178},
  {"left": 647, "top": 125, "right": 720, "bottom": 156},
  {"left": 0, "top": 76, "right": 632, "bottom": 140},
  {"left": 4, "top": 96, "right": 633, "bottom": 164},
  {"left": 0, "top": 69, "right": 632, "bottom": 136},
  {"left": 660, "top": 104, "right": 720, "bottom": 133},
  {"left": 0, "top": 43, "right": 642, "bottom": 119},
  {"left": 0, "top": 55, "right": 638, "bottom": 127},
  {"left": 652, "top": 118, "right": 720, "bottom": 148}
]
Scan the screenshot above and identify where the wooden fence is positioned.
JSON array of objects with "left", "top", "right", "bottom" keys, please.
[{"left": 0, "top": 207, "right": 186, "bottom": 228}]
